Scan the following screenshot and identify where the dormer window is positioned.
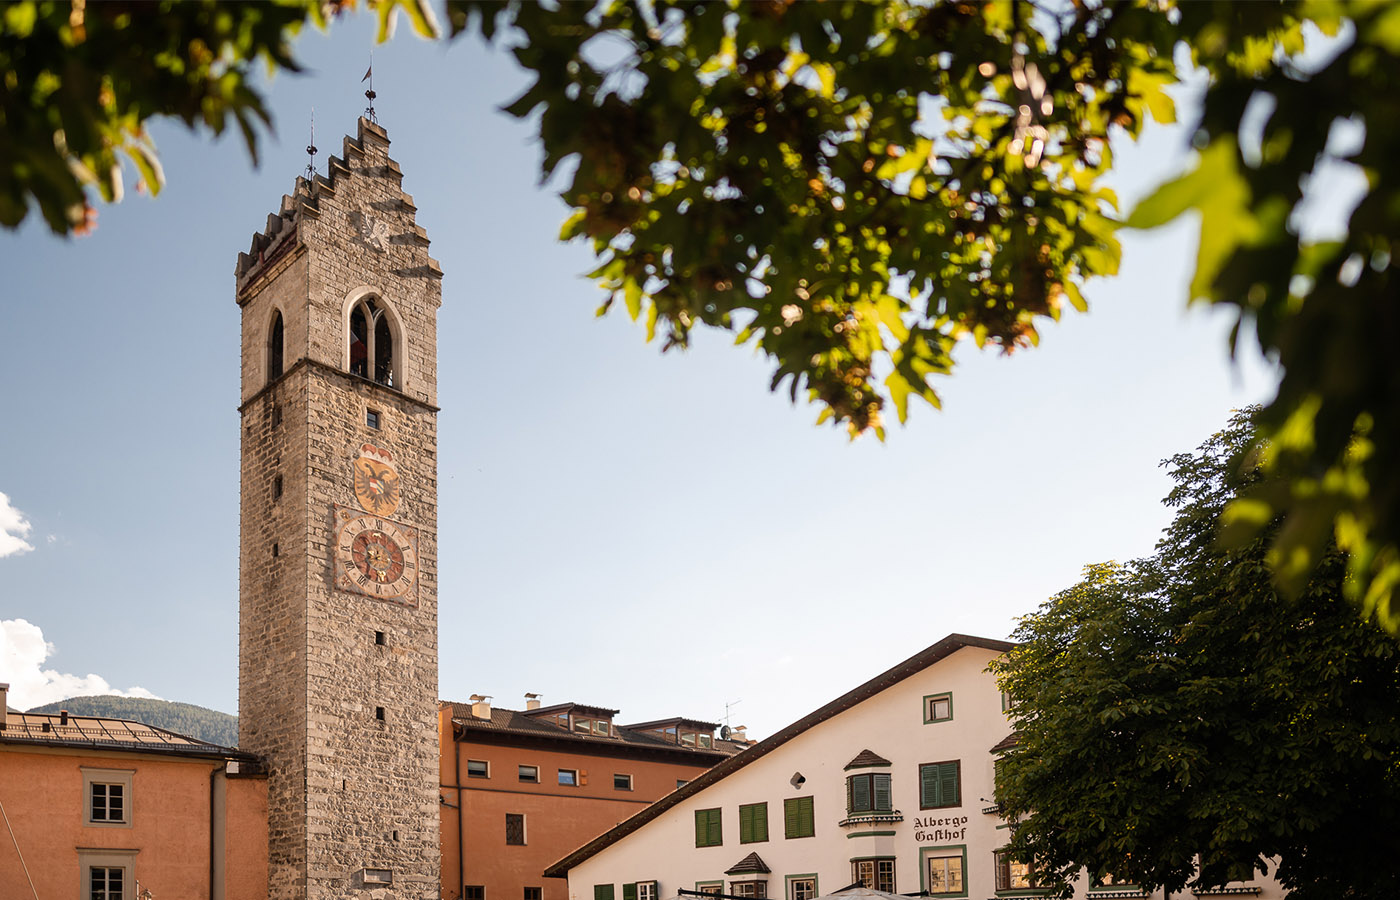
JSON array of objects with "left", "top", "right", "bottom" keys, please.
[{"left": 349, "top": 296, "right": 394, "bottom": 387}]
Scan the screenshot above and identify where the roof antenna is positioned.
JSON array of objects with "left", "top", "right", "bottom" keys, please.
[
  {"left": 362, "top": 52, "right": 377, "bottom": 123},
  {"left": 305, "top": 106, "right": 318, "bottom": 178}
]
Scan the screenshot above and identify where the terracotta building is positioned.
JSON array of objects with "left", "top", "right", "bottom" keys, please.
[
  {"left": 0, "top": 684, "right": 268, "bottom": 900},
  {"left": 439, "top": 696, "right": 751, "bottom": 900}
]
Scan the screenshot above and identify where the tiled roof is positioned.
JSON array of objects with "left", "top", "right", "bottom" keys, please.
[
  {"left": 844, "top": 748, "right": 892, "bottom": 769},
  {"left": 526, "top": 702, "right": 620, "bottom": 719},
  {"left": 444, "top": 703, "right": 741, "bottom": 758},
  {"left": 989, "top": 731, "right": 1020, "bottom": 753},
  {"left": 725, "top": 852, "right": 771, "bottom": 875},
  {"left": 622, "top": 716, "right": 721, "bottom": 732},
  {"left": 0, "top": 711, "right": 255, "bottom": 761},
  {"left": 543, "top": 633, "right": 1015, "bottom": 878}
]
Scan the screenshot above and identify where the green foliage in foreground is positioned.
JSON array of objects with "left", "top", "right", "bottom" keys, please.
[
  {"left": 26, "top": 695, "right": 240, "bottom": 748},
  {"left": 991, "top": 412, "right": 1400, "bottom": 899},
  {"left": 7, "top": 0, "right": 1400, "bottom": 625}
]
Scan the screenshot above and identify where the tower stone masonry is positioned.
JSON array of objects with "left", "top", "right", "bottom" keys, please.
[{"left": 235, "top": 117, "right": 442, "bottom": 900}]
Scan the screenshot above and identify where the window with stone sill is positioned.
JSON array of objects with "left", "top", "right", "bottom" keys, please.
[{"left": 83, "top": 768, "right": 133, "bottom": 827}]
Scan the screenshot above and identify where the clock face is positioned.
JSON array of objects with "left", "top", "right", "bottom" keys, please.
[
  {"left": 334, "top": 510, "right": 418, "bottom": 604},
  {"left": 353, "top": 457, "right": 401, "bottom": 517}
]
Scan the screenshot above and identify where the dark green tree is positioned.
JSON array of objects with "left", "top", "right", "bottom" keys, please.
[{"left": 990, "top": 411, "right": 1400, "bottom": 898}]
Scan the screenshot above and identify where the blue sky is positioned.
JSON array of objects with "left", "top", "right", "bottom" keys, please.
[{"left": 0, "top": 12, "right": 1276, "bottom": 737}]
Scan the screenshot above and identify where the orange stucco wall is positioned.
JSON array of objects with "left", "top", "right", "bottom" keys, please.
[
  {"left": 0, "top": 745, "right": 266, "bottom": 900},
  {"left": 440, "top": 723, "right": 721, "bottom": 900},
  {"left": 225, "top": 772, "right": 269, "bottom": 900}
]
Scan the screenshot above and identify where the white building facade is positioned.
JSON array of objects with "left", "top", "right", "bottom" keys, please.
[{"left": 546, "top": 635, "right": 1285, "bottom": 900}]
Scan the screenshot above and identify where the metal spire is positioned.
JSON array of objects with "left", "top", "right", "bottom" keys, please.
[
  {"left": 362, "top": 52, "right": 377, "bottom": 123},
  {"left": 305, "top": 107, "right": 318, "bottom": 178}
]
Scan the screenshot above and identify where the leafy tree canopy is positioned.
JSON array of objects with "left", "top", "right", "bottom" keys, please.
[
  {"left": 6, "top": 0, "right": 1400, "bottom": 624},
  {"left": 990, "top": 411, "right": 1400, "bottom": 899}
]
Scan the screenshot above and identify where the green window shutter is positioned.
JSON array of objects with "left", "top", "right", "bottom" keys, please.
[
  {"left": 753, "top": 803, "right": 768, "bottom": 842},
  {"left": 595, "top": 886, "right": 615, "bottom": 900},
  {"left": 739, "top": 804, "right": 754, "bottom": 843},
  {"left": 921, "top": 762, "right": 960, "bottom": 807},
  {"left": 696, "top": 808, "right": 721, "bottom": 847},
  {"left": 624, "top": 884, "right": 638, "bottom": 900},
  {"left": 921, "top": 764, "right": 939, "bottom": 807},
  {"left": 849, "top": 775, "right": 871, "bottom": 813},
  {"left": 874, "top": 773, "right": 891, "bottom": 811},
  {"left": 785, "top": 796, "right": 814, "bottom": 838}
]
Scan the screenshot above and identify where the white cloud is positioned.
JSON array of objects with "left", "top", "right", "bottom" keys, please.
[
  {"left": 1, "top": 619, "right": 160, "bottom": 710},
  {"left": 0, "top": 493, "right": 34, "bottom": 558}
]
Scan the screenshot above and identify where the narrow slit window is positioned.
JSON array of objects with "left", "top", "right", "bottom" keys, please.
[
  {"left": 350, "top": 306, "right": 369, "bottom": 378},
  {"left": 268, "top": 311, "right": 284, "bottom": 382},
  {"left": 374, "top": 313, "right": 394, "bottom": 386},
  {"left": 375, "top": 706, "right": 386, "bottom": 721},
  {"left": 273, "top": 475, "right": 283, "bottom": 499}
]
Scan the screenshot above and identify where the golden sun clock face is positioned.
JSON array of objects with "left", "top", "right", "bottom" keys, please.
[
  {"left": 334, "top": 508, "right": 418, "bottom": 604},
  {"left": 353, "top": 457, "right": 401, "bottom": 517}
]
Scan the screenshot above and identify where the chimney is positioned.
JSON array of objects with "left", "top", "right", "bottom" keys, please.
[
  {"left": 0, "top": 682, "right": 8, "bottom": 719},
  {"left": 469, "top": 694, "right": 492, "bottom": 720},
  {"left": 60, "top": 710, "right": 69, "bottom": 726},
  {"left": 524, "top": 692, "right": 542, "bottom": 711},
  {"left": 731, "top": 725, "right": 748, "bottom": 744}
]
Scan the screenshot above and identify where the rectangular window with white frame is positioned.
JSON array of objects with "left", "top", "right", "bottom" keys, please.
[
  {"left": 558, "top": 768, "right": 578, "bottom": 786},
  {"left": 82, "top": 768, "right": 133, "bottom": 827},
  {"left": 614, "top": 773, "right": 633, "bottom": 791},
  {"left": 518, "top": 765, "right": 539, "bottom": 783},
  {"left": 467, "top": 759, "right": 489, "bottom": 778},
  {"left": 730, "top": 881, "right": 767, "bottom": 898}
]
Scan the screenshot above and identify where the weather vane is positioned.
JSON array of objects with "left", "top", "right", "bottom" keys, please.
[
  {"left": 305, "top": 107, "right": 317, "bottom": 178},
  {"left": 362, "top": 53, "right": 377, "bottom": 123}
]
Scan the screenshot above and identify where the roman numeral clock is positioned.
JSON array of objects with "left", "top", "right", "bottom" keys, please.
[{"left": 335, "top": 444, "right": 419, "bottom": 604}]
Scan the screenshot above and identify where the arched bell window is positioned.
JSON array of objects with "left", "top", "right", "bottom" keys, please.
[
  {"left": 348, "top": 296, "right": 395, "bottom": 387},
  {"left": 267, "top": 310, "right": 285, "bottom": 383}
]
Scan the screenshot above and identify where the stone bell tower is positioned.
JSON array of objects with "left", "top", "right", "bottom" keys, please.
[{"left": 235, "top": 117, "right": 442, "bottom": 900}]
